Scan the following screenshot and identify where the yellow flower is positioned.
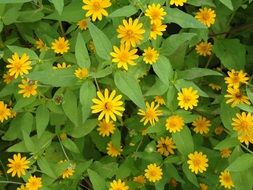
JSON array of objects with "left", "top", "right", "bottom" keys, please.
[
  {"left": 3, "top": 72, "right": 15, "bottom": 84},
  {"left": 232, "top": 112, "right": 253, "bottom": 145},
  {"left": 26, "top": 176, "right": 42, "bottom": 190},
  {"left": 215, "top": 126, "right": 224, "bottom": 135},
  {"left": 109, "top": 179, "right": 129, "bottom": 190},
  {"left": 220, "top": 148, "right": 231, "bottom": 158},
  {"left": 6, "top": 53, "right": 32, "bottom": 79},
  {"left": 82, "top": 0, "right": 111, "bottom": 21},
  {"left": 195, "top": 7, "right": 216, "bottom": 27},
  {"left": 232, "top": 112, "right": 253, "bottom": 132},
  {"left": 219, "top": 170, "right": 234, "bottom": 189},
  {"left": 145, "top": 4, "right": 166, "bottom": 24},
  {"left": 150, "top": 21, "right": 167, "bottom": 40},
  {"left": 177, "top": 87, "right": 199, "bottom": 110},
  {"left": 208, "top": 83, "right": 221, "bottom": 91},
  {"left": 74, "top": 68, "right": 89, "bottom": 79},
  {"left": 17, "top": 184, "right": 27, "bottom": 190},
  {"left": 18, "top": 79, "right": 38, "bottom": 98},
  {"left": 195, "top": 41, "right": 212, "bottom": 56},
  {"left": 62, "top": 164, "right": 75, "bottom": 179},
  {"left": 88, "top": 40, "right": 96, "bottom": 53},
  {"left": 0, "top": 101, "right": 11, "bottom": 123},
  {"left": 225, "top": 87, "right": 250, "bottom": 107},
  {"left": 154, "top": 96, "right": 165, "bottom": 105},
  {"left": 9, "top": 109, "right": 17, "bottom": 119},
  {"left": 35, "top": 39, "right": 47, "bottom": 51},
  {"left": 138, "top": 101, "right": 163, "bottom": 126},
  {"left": 110, "top": 44, "right": 139, "bottom": 71},
  {"left": 77, "top": 19, "right": 89, "bottom": 30},
  {"left": 133, "top": 175, "right": 146, "bottom": 184},
  {"left": 91, "top": 88, "right": 125, "bottom": 122},
  {"left": 192, "top": 116, "right": 211, "bottom": 135},
  {"left": 187, "top": 151, "right": 208, "bottom": 174},
  {"left": 156, "top": 136, "right": 176, "bottom": 156},
  {"left": 53, "top": 62, "right": 71, "bottom": 69},
  {"left": 166, "top": 115, "right": 184, "bottom": 133},
  {"left": 199, "top": 183, "right": 208, "bottom": 190},
  {"left": 144, "top": 163, "right": 163, "bottom": 182},
  {"left": 237, "top": 131, "right": 253, "bottom": 146},
  {"left": 51, "top": 37, "right": 70, "bottom": 54},
  {"left": 117, "top": 18, "right": 145, "bottom": 47},
  {"left": 7, "top": 153, "right": 30, "bottom": 178},
  {"left": 170, "top": 0, "right": 187, "bottom": 6},
  {"left": 143, "top": 47, "right": 159, "bottom": 65},
  {"left": 224, "top": 69, "right": 249, "bottom": 88},
  {"left": 106, "top": 141, "right": 122, "bottom": 157},
  {"left": 97, "top": 119, "right": 115, "bottom": 137}
]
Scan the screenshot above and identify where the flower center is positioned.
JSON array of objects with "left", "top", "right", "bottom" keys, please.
[
  {"left": 14, "top": 162, "right": 22, "bottom": 170},
  {"left": 193, "top": 158, "right": 201, "bottom": 166},
  {"left": 92, "top": 2, "right": 101, "bottom": 11},
  {"left": 202, "top": 12, "right": 210, "bottom": 21},
  {"left": 223, "top": 175, "right": 231, "bottom": 182},
  {"left": 151, "top": 10, "right": 160, "bottom": 20},
  {"left": 145, "top": 109, "right": 156, "bottom": 119},
  {"left": 57, "top": 42, "right": 65, "bottom": 50},
  {"left": 145, "top": 52, "right": 154, "bottom": 61},
  {"left": 118, "top": 52, "right": 129, "bottom": 62},
  {"left": 183, "top": 95, "right": 191, "bottom": 103},
  {"left": 14, "top": 62, "right": 22, "bottom": 71},
  {"left": 240, "top": 121, "right": 249, "bottom": 130},
  {"left": 126, "top": 29, "right": 135, "bottom": 38},
  {"left": 104, "top": 102, "right": 112, "bottom": 111},
  {"left": 149, "top": 169, "right": 157, "bottom": 177}
]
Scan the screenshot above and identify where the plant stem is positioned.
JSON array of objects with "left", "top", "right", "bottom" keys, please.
[
  {"left": 0, "top": 181, "right": 23, "bottom": 185},
  {"left": 57, "top": 136, "right": 70, "bottom": 161}
]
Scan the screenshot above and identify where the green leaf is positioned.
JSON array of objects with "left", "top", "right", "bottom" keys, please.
[
  {"left": 175, "top": 79, "right": 209, "bottom": 97},
  {"left": 22, "top": 130, "right": 35, "bottom": 153},
  {"left": 62, "top": 90, "right": 78, "bottom": 126},
  {"left": 220, "top": 100, "right": 239, "bottom": 131},
  {"left": 51, "top": 0, "right": 64, "bottom": 15},
  {"left": 160, "top": 33, "right": 196, "bottom": 56},
  {"left": 87, "top": 169, "right": 106, "bottom": 190},
  {"left": 88, "top": 22, "right": 112, "bottom": 60},
  {"left": 62, "top": 138, "right": 80, "bottom": 153},
  {"left": 177, "top": 68, "right": 222, "bottom": 80},
  {"left": 213, "top": 39, "right": 246, "bottom": 70},
  {"left": 219, "top": 0, "right": 233, "bottom": 10},
  {"left": 114, "top": 71, "right": 145, "bottom": 108},
  {"left": 214, "top": 137, "right": 239, "bottom": 150},
  {"left": 80, "top": 80, "right": 96, "bottom": 122},
  {"left": 246, "top": 86, "right": 253, "bottom": 104},
  {"left": 109, "top": 5, "right": 138, "bottom": 17},
  {"left": 36, "top": 105, "right": 50, "bottom": 138},
  {"left": 152, "top": 55, "right": 173, "bottom": 84},
  {"left": 28, "top": 68, "right": 77, "bottom": 87},
  {"left": 8, "top": 45, "right": 38, "bottom": 60},
  {"left": 13, "top": 96, "right": 36, "bottom": 111},
  {"left": 164, "top": 7, "right": 206, "bottom": 28},
  {"left": 44, "top": 1, "right": 83, "bottom": 22},
  {"left": 172, "top": 127, "right": 194, "bottom": 156},
  {"left": 111, "top": 129, "right": 121, "bottom": 149},
  {"left": 75, "top": 33, "right": 91, "bottom": 68},
  {"left": 182, "top": 163, "right": 198, "bottom": 186},
  {"left": 0, "top": 0, "right": 31, "bottom": 3},
  {"left": 228, "top": 154, "right": 253, "bottom": 171},
  {"left": 37, "top": 157, "right": 57, "bottom": 179},
  {"left": 69, "top": 119, "right": 97, "bottom": 138}
]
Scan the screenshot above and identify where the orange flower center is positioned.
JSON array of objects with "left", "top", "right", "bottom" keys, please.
[
  {"left": 126, "top": 30, "right": 135, "bottom": 38},
  {"left": 92, "top": 2, "right": 101, "bottom": 11},
  {"left": 104, "top": 102, "right": 112, "bottom": 111},
  {"left": 193, "top": 158, "right": 201, "bottom": 166},
  {"left": 202, "top": 12, "right": 210, "bottom": 21},
  {"left": 145, "top": 109, "right": 156, "bottom": 119}
]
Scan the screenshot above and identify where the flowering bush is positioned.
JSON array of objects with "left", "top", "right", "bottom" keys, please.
[{"left": 0, "top": 0, "right": 253, "bottom": 190}]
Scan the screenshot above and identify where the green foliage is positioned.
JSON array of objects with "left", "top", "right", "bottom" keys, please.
[{"left": 0, "top": 0, "right": 253, "bottom": 190}]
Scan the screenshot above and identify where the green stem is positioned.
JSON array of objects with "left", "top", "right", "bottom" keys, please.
[
  {"left": 57, "top": 136, "right": 70, "bottom": 161},
  {"left": 0, "top": 181, "right": 23, "bottom": 185},
  {"left": 0, "top": 160, "right": 8, "bottom": 180}
]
